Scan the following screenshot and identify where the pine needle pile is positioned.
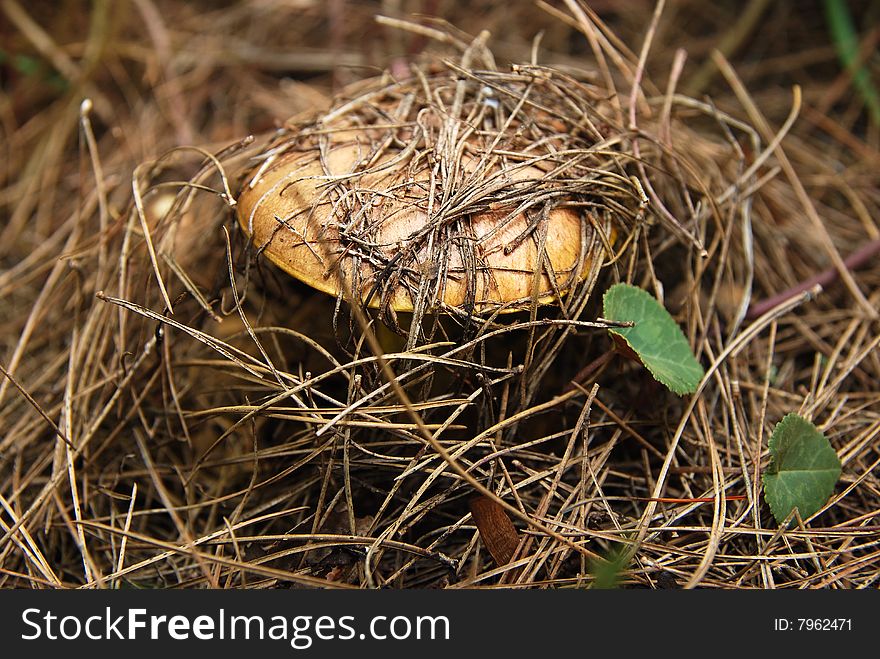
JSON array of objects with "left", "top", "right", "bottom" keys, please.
[{"left": 1, "top": 1, "right": 878, "bottom": 589}]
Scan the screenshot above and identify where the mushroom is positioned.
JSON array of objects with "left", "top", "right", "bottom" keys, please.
[{"left": 235, "top": 70, "right": 619, "bottom": 333}]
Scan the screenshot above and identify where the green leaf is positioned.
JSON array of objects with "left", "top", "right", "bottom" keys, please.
[
  {"left": 589, "top": 544, "right": 628, "bottom": 590},
  {"left": 824, "top": 0, "right": 880, "bottom": 127},
  {"left": 763, "top": 414, "right": 842, "bottom": 526},
  {"left": 602, "top": 283, "right": 704, "bottom": 395}
]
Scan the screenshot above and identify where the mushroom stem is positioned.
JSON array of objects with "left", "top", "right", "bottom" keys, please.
[{"left": 374, "top": 315, "right": 407, "bottom": 354}]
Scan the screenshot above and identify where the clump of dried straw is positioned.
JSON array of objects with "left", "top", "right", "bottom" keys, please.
[{"left": 2, "top": 3, "right": 878, "bottom": 590}]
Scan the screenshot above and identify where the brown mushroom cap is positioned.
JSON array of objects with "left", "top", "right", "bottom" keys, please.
[{"left": 236, "top": 82, "right": 615, "bottom": 316}]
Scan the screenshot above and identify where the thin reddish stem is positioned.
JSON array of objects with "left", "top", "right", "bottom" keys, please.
[{"left": 746, "top": 238, "right": 880, "bottom": 320}]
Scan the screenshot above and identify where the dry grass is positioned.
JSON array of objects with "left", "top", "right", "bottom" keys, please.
[{"left": 1, "top": 0, "right": 878, "bottom": 590}]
